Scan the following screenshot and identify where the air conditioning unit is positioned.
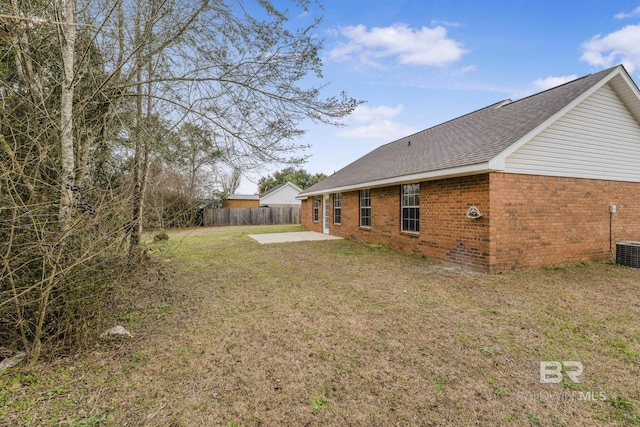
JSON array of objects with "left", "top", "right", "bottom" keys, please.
[{"left": 616, "top": 241, "right": 640, "bottom": 268}]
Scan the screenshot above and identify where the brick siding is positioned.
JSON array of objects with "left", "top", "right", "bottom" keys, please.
[
  {"left": 303, "top": 174, "right": 491, "bottom": 272},
  {"left": 302, "top": 172, "right": 640, "bottom": 273},
  {"left": 301, "top": 196, "right": 322, "bottom": 233},
  {"left": 489, "top": 173, "right": 640, "bottom": 272},
  {"left": 223, "top": 199, "right": 259, "bottom": 208}
]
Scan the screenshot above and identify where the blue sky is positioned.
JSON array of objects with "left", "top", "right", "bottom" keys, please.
[{"left": 237, "top": 0, "right": 640, "bottom": 193}]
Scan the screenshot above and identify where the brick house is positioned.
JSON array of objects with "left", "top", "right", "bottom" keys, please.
[
  {"left": 223, "top": 194, "right": 260, "bottom": 208},
  {"left": 298, "top": 65, "right": 640, "bottom": 273}
]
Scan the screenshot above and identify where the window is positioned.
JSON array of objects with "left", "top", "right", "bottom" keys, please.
[
  {"left": 313, "top": 196, "right": 319, "bottom": 222},
  {"left": 333, "top": 193, "right": 342, "bottom": 224},
  {"left": 360, "top": 189, "right": 371, "bottom": 227},
  {"left": 401, "top": 183, "right": 420, "bottom": 233}
]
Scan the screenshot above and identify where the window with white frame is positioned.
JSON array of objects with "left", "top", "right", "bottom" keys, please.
[
  {"left": 360, "top": 189, "right": 371, "bottom": 227},
  {"left": 313, "top": 196, "right": 319, "bottom": 222},
  {"left": 401, "top": 183, "right": 420, "bottom": 232},
  {"left": 333, "top": 193, "right": 342, "bottom": 224}
]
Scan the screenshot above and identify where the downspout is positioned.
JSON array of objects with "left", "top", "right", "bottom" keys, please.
[
  {"left": 609, "top": 204, "right": 617, "bottom": 258},
  {"left": 610, "top": 209, "right": 613, "bottom": 257}
]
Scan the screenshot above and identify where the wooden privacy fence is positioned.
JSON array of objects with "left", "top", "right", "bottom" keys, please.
[{"left": 203, "top": 206, "right": 300, "bottom": 227}]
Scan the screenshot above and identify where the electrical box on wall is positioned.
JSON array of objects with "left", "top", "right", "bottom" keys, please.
[{"left": 610, "top": 204, "right": 617, "bottom": 213}]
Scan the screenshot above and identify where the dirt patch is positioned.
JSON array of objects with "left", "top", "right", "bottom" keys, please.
[{"left": 2, "top": 225, "right": 639, "bottom": 426}]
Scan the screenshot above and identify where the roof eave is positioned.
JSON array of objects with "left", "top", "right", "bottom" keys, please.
[
  {"left": 607, "top": 67, "right": 640, "bottom": 124},
  {"left": 299, "top": 162, "right": 495, "bottom": 197}
]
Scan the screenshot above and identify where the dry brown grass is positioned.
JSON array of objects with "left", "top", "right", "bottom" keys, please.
[{"left": 1, "top": 224, "right": 640, "bottom": 426}]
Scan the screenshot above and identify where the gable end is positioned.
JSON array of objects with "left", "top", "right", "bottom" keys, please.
[{"left": 503, "top": 82, "right": 640, "bottom": 182}]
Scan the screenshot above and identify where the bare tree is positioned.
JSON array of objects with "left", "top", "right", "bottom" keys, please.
[
  {"left": 0, "top": 0, "right": 361, "bottom": 361},
  {"left": 219, "top": 167, "right": 243, "bottom": 199},
  {"left": 84, "top": 0, "right": 360, "bottom": 247},
  {"left": 0, "top": 0, "right": 131, "bottom": 360},
  {"left": 172, "top": 122, "right": 222, "bottom": 201}
]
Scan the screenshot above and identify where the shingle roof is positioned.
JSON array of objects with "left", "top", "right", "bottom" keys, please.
[
  {"left": 228, "top": 194, "right": 259, "bottom": 200},
  {"left": 300, "top": 66, "right": 621, "bottom": 196}
]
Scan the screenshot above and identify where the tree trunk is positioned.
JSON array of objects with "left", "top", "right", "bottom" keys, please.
[
  {"left": 128, "top": 0, "right": 143, "bottom": 253},
  {"left": 129, "top": 83, "right": 144, "bottom": 250},
  {"left": 58, "top": 0, "right": 77, "bottom": 231},
  {"left": 10, "top": 0, "right": 45, "bottom": 106},
  {"left": 129, "top": 0, "right": 153, "bottom": 254}
]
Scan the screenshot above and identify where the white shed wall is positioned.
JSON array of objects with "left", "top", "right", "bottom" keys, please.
[{"left": 260, "top": 185, "right": 302, "bottom": 206}]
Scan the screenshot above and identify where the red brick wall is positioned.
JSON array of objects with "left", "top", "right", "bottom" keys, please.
[
  {"left": 322, "top": 174, "right": 492, "bottom": 272},
  {"left": 301, "top": 197, "right": 322, "bottom": 233},
  {"left": 489, "top": 173, "right": 640, "bottom": 272},
  {"left": 222, "top": 199, "right": 259, "bottom": 208},
  {"left": 301, "top": 173, "right": 640, "bottom": 273},
  {"left": 421, "top": 175, "right": 491, "bottom": 270}
]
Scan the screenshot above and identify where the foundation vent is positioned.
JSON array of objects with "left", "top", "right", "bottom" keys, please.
[{"left": 616, "top": 241, "right": 640, "bottom": 268}]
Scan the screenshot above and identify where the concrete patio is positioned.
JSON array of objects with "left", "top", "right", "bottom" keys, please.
[{"left": 249, "top": 231, "right": 343, "bottom": 244}]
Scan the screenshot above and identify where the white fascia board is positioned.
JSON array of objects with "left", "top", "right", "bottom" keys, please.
[
  {"left": 616, "top": 67, "right": 640, "bottom": 100},
  {"left": 299, "top": 162, "right": 492, "bottom": 197},
  {"left": 619, "top": 70, "right": 640, "bottom": 96},
  {"left": 610, "top": 70, "right": 640, "bottom": 124},
  {"left": 489, "top": 66, "right": 622, "bottom": 170}
]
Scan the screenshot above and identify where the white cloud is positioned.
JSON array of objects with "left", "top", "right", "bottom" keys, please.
[
  {"left": 337, "top": 104, "right": 417, "bottom": 140},
  {"left": 430, "top": 19, "right": 462, "bottom": 28},
  {"left": 328, "top": 23, "right": 468, "bottom": 68},
  {"left": 511, "top": 75, "right": 579, "bottom": 100},
  {"left": 349, "top": 104, "right": 403, "bottom": 123},
  {"left": 581, "top": 24, "right": 640, "bottom": 72},
  {"left": 338, "top": 120, "right": 418, "bottom": 140},
  {"left": 533, "top": 75, "right": 578, "bottom": 91},
  {"left": 615, "top": 7, "right": 640, "bottom": 19},
  {"left": 454, "top": 64, "right": 478, "bottom": 76}
]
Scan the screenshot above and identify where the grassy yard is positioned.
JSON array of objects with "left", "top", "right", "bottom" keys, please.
[{"left": 1, "top": 224, "right": 640, "bottom": 426}]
